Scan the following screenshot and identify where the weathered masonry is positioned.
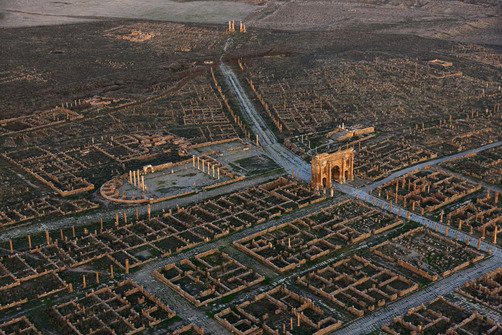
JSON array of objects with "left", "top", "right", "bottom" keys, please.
[{"left": 311, "top": 149, "right": 354, "bottom": 188}]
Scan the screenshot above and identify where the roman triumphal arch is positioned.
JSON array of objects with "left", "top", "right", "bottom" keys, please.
[{"left": 311, "top": 148, "right": 354, "bottom": 188}]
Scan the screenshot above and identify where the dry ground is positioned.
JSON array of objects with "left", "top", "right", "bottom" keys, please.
[{"left": 1, "top": 0, "right": 500, "bottom": 45}]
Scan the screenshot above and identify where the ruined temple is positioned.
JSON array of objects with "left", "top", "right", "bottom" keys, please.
[{"left": 311, "top": 149, "right": 354, "bottom": 188}]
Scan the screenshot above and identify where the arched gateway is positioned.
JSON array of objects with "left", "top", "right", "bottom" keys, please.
[{"left": 311, "top": 148, "right": 354, "bottom": 188}]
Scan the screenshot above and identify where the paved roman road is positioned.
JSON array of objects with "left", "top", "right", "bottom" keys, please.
[
  {"left": 220, "top": 62, "right": 312, "bottom": 181},
  {"left": 364, "top": 139, "right": 502, "bottom": 192},
  {"left": 219, "top": 62, "right": 502, "bottom": 334},
  {"left": 336, "top": 255, "right": 502, "bottom": 334}
]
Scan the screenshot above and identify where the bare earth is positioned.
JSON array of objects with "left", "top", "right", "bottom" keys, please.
[
  {"left": 0, "top": 0, "right": 258, "bottom": 27},
  {"left": 2, "top": 0, "right": 500, "bottom": 45}
]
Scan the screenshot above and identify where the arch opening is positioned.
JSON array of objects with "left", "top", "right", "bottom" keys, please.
[{"left": 331, "top": 166, "right": 341, "bottom": 182}]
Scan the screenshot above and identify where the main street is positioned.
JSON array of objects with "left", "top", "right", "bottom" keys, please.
[
  {"left": 365, "top": 139, "right": 502, "bottom": 192},
  {"left": 219, "top": 61, "right": 502, "bottom": 334},
  {"left": 220, "top": 62, "right": 312, "bottom": 181}
]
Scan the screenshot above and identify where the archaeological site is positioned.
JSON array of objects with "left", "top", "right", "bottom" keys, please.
[{"left": 0, "top": 0, "right": 500, "bottom": 333}]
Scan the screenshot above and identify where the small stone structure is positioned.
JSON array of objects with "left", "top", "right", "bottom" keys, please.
[
  {"left": 154, "top": 249, "right": 264, "bottom": 306},
  {"left": 171, "top": 324, "right": 205, "bottom": 335},
  {"left": 299, "top": 255, "right": 418, "bottom": 317},
  {"left": 458, "top": 268, "right": 502, "bottom": 312},
  {"left": 371, "top": 227, "right": 485, "bottom": 282},
  {"left": 382, "top": 296, "right": 501, "bottom": 334},
  {"left": 0, "top": 316, "right": 43, "bottom": 335},
  {"left": 53, "top": 280, "right": 176, "bottom": 334},
  {"left": 215, "top": 285, "right": 342, "bottom": 335}
]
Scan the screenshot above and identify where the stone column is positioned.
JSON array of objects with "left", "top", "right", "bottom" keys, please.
[
  {"left": 327, "top": 162, "right": 332, "bottom": 188},
  {"left": 45, "top": 230, "right": 51, "bottom": 246},
  {"left": 341, "top": 159, "right": 345, "bottom": 183}
]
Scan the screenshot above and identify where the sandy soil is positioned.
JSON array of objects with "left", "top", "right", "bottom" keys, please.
[
  {"left": 1, "top": 0, "right": 499, "bottom": 45},
  {"left": 248, "top": 0, "right": 501, "bottom": 45},
  {"left": 0, "top": 0, "right": 258, "bottom": 27}
]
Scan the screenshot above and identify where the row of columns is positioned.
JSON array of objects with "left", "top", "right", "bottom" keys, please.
[
  {"left": 60, "top": 99, "right": 83, "bottom": 109},
  {"left": 129, "top": 170, "right": 146, "bottom": 191},
  {"left": 77, "top": 263, "right": 123, "bottom": 290},
  {"left": 8, "top": 204, "right": 158, "bottom": 261},
  {"left": 277, "top": 313, "right": 302, "bottom": 334},
  {"left": 192, "top": 155, "right": 221, "bottom": 179},
  {"left": 374, "top": 197, "right": 499, "bottom": 249},
  {"left": 314, "top": 186, "right": 335, "bottom": 198}
]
